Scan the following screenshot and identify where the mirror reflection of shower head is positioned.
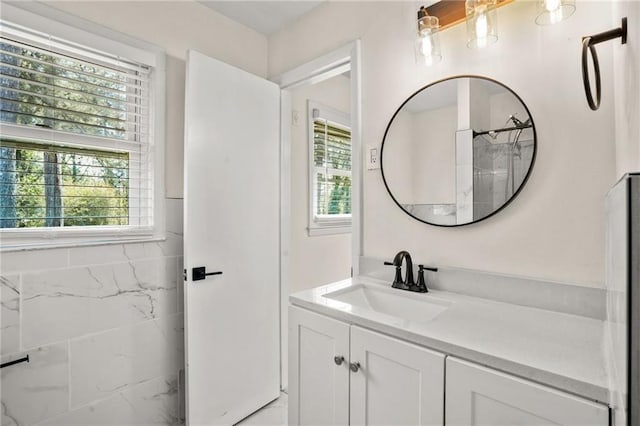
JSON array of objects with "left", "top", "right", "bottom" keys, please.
[
  {"left": 509, "top": 114, "right": 531, "bottom": 127},
  {"left": 498, "top": 114, "right": 527, "bottom": 146},
  {"left": 508, "top": 114, "right": 530, "bottom": 152},
  {"left": 509, "top": 114, "right": 521, "bottom": 127}
]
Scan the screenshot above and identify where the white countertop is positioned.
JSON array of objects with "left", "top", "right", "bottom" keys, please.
[{"left": 290, "top": 276, "right": 609, "bottom": 405}]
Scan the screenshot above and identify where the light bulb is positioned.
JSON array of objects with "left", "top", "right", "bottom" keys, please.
[
  {"left": 414, "top": 12, "right": 441, "bottom": 66},
  {"left": 421, "top": 34, "right": 433, "bottom": 57},
  {"left": 544, "top": 0, "right": 561, "bottom": 12},
  {"left": 466, "top": 0, "right": 497, "bottom": 49},
  {"left": 475, "top": 13, "right": 488, "bottom": 47},
  {"left": 544, "top": 0, "right": 563, "bottom": 23},
  {"left": 535, "top": 0, "right": 575, "bottom": 25}
]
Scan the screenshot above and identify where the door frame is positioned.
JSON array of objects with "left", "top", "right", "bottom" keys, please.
[{"left": 271, "top": 40, "right": 362, "bottom": 390}]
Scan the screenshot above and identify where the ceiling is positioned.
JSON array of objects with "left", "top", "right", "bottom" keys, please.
[
  {"left": 404, "top": 79, "right": 458, "bottom": 113},
  {"left": 199, "top": 1, "right": 325, "bottom": 35}
]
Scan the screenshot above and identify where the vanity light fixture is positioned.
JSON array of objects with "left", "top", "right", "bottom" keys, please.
[
  {"left": 465, "top": 0, "right": 498, "bottom": 49},
  {"left": 415, "top": 6, "right": 442, "bottom": 66},
  {"left": 535, "top": 0, "right": 575, "bottom": 25}
]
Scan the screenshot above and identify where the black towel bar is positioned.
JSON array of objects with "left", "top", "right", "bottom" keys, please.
[{"left": 581, "top": 17, "right": 627, "bottom": 111}]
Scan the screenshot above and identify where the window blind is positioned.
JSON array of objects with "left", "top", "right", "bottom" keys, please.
[
  {"left": 313, "top": 118, "right": 352, "bottom": 217},
  {"left": 0, "top": 36, "right": 151, "bottom": 141},
  {"left": 0, "top": 33, "right": 153, "bottom": 229}
]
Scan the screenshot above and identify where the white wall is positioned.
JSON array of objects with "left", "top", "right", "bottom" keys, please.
[
  {"left": 383, "top": 104, "right": 457, "bottom": 206},
  {"left": 469, "top": 79, "right": 491, "bottom": 131},
  {"left": 45, "top": 0, "right": 269, "bottom": 199},
  {"left": 411, "top": 106, "right": 457, "bottom": 204},
  {"left": 383, "top": 110, "right": 414, "bottom": 202},
  {"left": 289, "top": 75, "right": 352, "bottom": 293},
  {"left": 269, "top": 1, "right": 617, "bottom": 287}
]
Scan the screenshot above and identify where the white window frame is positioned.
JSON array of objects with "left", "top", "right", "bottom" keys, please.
[
  {"left": 0, "top": 3, "right": 166, "bottom": 251},
  {"left": 307, "top": 100, "right": 351, "bottom": 236}
]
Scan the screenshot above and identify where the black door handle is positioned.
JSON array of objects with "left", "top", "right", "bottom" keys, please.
[{"left": 192, "top": 266, "right": 223, "bottom": 281}]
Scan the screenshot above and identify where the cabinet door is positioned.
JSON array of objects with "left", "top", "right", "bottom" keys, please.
[
  {"left": 446, "top": 357, "right": 609, "bottom": 426},
  {"left": 350, "top": 326, "right": 445, "bottom": 426},
  {"left": 288, "top": 307, "right": 350, "bottom": 426}
]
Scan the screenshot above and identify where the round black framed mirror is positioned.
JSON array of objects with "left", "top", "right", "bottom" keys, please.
[{"left": 380, "top": 75, "right": 536, "bottom": 227}]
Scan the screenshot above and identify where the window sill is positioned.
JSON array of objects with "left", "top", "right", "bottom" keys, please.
[
  {"left": 307, "top": 225, "right": 352, "bottom": 237},
  {"left": 0, "top": 227, "right": 165, "bottom": 252}
]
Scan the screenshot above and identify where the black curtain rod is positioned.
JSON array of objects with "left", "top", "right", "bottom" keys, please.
[
  {"left": 0, "top": 355, "right": 29, "bottom": 369},
  {"left": 473, "top": 124, "right": 533, "bottom": 138}
]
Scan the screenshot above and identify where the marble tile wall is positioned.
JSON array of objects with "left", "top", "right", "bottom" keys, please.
[
  {"left": 0, "top": 199, "right": 185, "bottom": 426},
  {"left": 401, "top": 204, "right": 456, "bottom": 226}
]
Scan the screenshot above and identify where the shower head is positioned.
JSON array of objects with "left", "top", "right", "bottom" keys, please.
[
  {"left": 509, "top": 114, "right": 531, "bottom": 128},
  {"left": 509, "top": 115, "right": 523, "bottom": 127},
  {"left": 506, "top": 114, "right": 529, "bottom": 152}
]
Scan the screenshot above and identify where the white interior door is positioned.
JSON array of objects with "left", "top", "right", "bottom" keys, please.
[{"left": 183, "top": 50, "right": 281, "bottom": 425}]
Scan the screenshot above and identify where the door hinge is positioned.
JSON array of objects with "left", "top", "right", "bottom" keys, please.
[{"left": 183, "top": 269, "right": 187, "bottom": 281}]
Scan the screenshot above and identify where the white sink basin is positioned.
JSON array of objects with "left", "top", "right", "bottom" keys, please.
[{"left": 323, "top": 283, "right": 452, "bottom": 323}]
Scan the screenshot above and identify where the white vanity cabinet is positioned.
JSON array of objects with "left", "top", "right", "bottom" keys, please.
[
  {"left": 349, "top": 325, "right": 445, "bottom": 426},
  {"left": 445, "top": 357, "right": 610, "bottom": 426},
  {"left": 290, "top": 306, "right": 610, "bottom": 426},
  {"left": 289, "top": 306, "right": 445, "bottom": 426},
  {"left": 288, "top": 306, "right": 350, "bottom": 425}
]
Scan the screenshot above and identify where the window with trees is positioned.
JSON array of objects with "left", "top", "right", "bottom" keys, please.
[
  {"left": 308, "top": 101, "right": 351, "bottom": 235},
  {"left": 0, "top": 24, "right": 153, "bottom": 233}
]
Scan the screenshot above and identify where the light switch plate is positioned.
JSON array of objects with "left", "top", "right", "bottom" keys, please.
[{"left": 366, "top": 145, "right": 380, "bottom": 170}]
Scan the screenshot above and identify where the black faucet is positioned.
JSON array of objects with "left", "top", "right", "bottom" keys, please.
[
  {"left": 384, "top": 251, "right": 438, "bottom": 293},
  {"left": 384, "top": 251, "right": 414, "bottom": 290}
]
